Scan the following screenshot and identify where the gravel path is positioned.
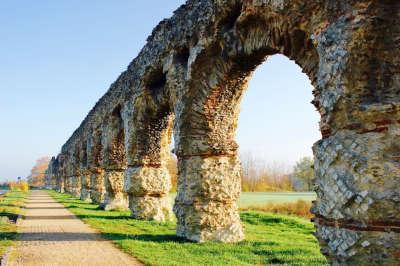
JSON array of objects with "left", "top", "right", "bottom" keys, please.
[{"left": 8, "top": 190, "right": 141, "bottom": 266}]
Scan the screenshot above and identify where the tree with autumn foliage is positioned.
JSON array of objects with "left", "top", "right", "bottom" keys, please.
[
  {"left": 240, "top": 152, "right": 293, "bottom": 192},
  {"left": 27, "top": 157, "right": 50, "bottom": 187}
]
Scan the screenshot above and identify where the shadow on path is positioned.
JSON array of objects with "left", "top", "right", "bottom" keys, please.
[
  {"left": 25, "top": 207, "right": 67, "bottom": 210},
  {"left": 16, "top": 232, "right": 183, "bottom": 243}
]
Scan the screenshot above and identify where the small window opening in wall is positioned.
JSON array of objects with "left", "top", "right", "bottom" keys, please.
[
  {"left": 219, "top": 4, "right": 242, "bottom": 32},
  {"left": 175, "top": 47, "right": 190, "bottom": 66},
  {"left": 145, "top": 68, "right": 167, "bottom": 98},
  {"left": 111, "top": 105, "right": 122, "bottom": 118}
]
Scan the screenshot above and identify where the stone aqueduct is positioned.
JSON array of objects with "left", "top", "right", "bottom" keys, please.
[{"left": 45, "top": 0, "right": 399, "bottom": 264}]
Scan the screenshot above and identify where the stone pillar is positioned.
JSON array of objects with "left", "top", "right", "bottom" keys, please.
[
  {"left": 173, "top": 118, "right": 244, "bottom": 242},
  {"left": 122, "top": 97, "right": 173, "bottom": 221},
  {"left": 90, "top": 168, "right": 105, "bottom": 203},
  {"left": 70, "top": 145, "right": 82, "bottom": 198},
  {"left": 174, "top": 155, "right": 243, "bottom": 243},
  {"left": 88, "top": 127, "right": 106, "bottom": 204},
  {"left": 45, "top": 157, "right": 56, "bottom": 189},
  {"left": 125, "top": 166, "right": 171, "bottom": 221},
  {"left": 80, "top": 171, "right": 91, "bottom": 202},
  {"left": 70, "top": 176, "right": 81, "bottom": 198},
  {"left": 55, "top": 154, "right": 64, "bottom": 193},
  {"left": 102, "top": 170, "right": 127, "bottom": 210},
  {"left": 65, "top": 177, "right": 71, "bottom": 194},
  {"left": 79, "top": 139, "right": 91, "bottom": 202},
  {"left": 49, "top": 157, "right": 58, "bottom": 190},
  {"left": 64, "top": 154, "right": 74, "bottom": 194},
  {"left": 172, "top": 52, "right": 247, "bottom": 243},
  {"left": 101, "top": 108, "right": 128, "bottom": 210},
  {"left": 310, "top": 4, "right": 400, "bottom": 264},
  {"left": 59, "top": 174, "right": 66, "bottom": 193}
]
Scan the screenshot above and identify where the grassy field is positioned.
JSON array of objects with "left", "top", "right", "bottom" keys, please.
[
  {"left": 169, "top": 192, "right": 316, "bottom": 207},
  {"left": 0, "top": 191, "right": 27, "bottom": 256},
  {"left": 48, "top": 190, "right": 327, "bottom": 266},
  {"left": 239, "top": 192, "right": 316, "bottom": 206}
]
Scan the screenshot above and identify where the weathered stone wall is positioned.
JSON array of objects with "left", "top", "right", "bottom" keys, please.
[{"left": 47, "top": 0, "right": 399, "bottom": 264}]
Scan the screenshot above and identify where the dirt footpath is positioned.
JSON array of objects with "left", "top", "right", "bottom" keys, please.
[{"left": 8, "top": 190, "right": 141, "bottom": 266}]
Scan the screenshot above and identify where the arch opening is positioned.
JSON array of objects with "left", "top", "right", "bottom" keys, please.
[
  {"left": 123, "top": 92, "right": 175, "bottom": 221},
  {"left": 101, "top": 106, "right": 129, "bottom": 210},
  {"left": 237, "top": 54, "right": 320, "bottom": 195}
]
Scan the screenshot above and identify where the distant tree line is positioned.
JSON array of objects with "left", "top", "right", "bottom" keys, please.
[{"left": 240, "top": 152, "right": 314, "bottom": 192}]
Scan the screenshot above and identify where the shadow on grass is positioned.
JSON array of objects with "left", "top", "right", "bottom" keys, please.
[
  {"left": 2, "top": 196, "right": 25, "bottom": 200},
  {"left": 26, "top": 201, "right": 61, "bottom": 204},
  {"left": 75, "top": 214, "right": 132, "bottom": 220},
  {"left": 68, "top": 205, "right": 104, "bottom": 211},
  {"left": 0, "top": 212, "right": 18, "bottom": 222},
  {"left": 22, "top": 214, "right": 130, "bottom": 220},
  {"left": 0, "top": 203, "right": 22, "bottom": 208},
  {"left": 0, "top": 231, "right": 16, "bottom": 240},
  {"left": 25, "top": 207, "right": 66, "bottom": 210},
  {"left": 15, "top": 232, "right": 183, "bottom": 243}
]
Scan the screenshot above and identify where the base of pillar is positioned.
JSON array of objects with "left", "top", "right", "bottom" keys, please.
[
  {"left": 129, "top": 195, "right": 173, "bottom": 222},
  {"left": 174, "top": 201, "right": 244, "bottom": 243},
  {"left": 101, "top": 197, "right": 129, "bottom": 211},
  {"left": 80, "top": 189, "right": 92, "bottom": 202},
  {"left": 72, "top": 190, "right": 81, "bottom": 198},
  {"left": 90, "top": 190, "right": 106, "bottom": 204},
  {"left": 90, "top": 172, "right": 105, "bottom": 204},
  {"left": 102, "top": 170, "right": 128, "bottom": 210},
  {"left": 173, "top": 155, "right": 244, "bottom": 243}
]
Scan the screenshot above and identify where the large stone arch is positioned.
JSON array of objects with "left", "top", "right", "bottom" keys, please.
[
  {"left": 123, "top": 74, "right": 174, "bottom": 221},
  {"left": 63, "top": 150, "right": 73, "bottom": 194},
  {"left": 55, "top": 154, "right": 66, "bottom": 193},
  {"left": 79, "top": 138, "right": 91, "bottom": 202},
  {"left": 68, "top": 143, "right": 82, "bottom": 197},
  {"left": 173, "top": 1, "right": 320, "bottom": 244},
  {"left": 48, "top": 1, "right": 399, "bottom": 264},
  {"left": 101, "top": 105, "right": 129, "bottom": 210},
  {"left": 87, "top": 125, "right": 106, "bottom": 204}
]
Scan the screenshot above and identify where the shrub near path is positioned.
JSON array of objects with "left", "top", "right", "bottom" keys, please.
[
  {"left": 0, "top": 191, "right": 27, "bottom": 257},
  {"left": 48, "top": 190, "right": 327, "bottom": 266}
]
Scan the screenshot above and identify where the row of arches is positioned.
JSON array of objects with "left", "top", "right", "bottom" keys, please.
[{"left": 45, "top": 1, "right": 400, "bottom": 264}]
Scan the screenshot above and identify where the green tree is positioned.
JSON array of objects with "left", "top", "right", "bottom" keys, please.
[{"left": 291, "top": 157, "right": 314, "bottom": 191}]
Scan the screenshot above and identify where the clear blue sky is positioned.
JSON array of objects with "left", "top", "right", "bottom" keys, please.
[{"left": 0, "top": 1, "right": 320, "bottom": 181}]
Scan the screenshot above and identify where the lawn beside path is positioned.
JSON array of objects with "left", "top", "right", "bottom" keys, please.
[
  {"left": 48, "top": 190, "right": 327, "bottom": 266},
  {"left": 0, "top": 191, "right": 27, "bottom": 257}
]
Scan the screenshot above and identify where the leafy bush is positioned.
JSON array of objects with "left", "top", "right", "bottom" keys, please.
[{"left": 8, "top": 181, "right": 29, "bottom": 192}]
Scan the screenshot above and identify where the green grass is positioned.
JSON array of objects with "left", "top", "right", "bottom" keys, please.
[
  {"left": 239, "top": 192, "right": 316, "bottom": 207},
  {"left": 0, "top": 191, "right": 27, "bottom": 256},
  {"left": 48, "top": 190, "right": 327, "bottom": 266}
]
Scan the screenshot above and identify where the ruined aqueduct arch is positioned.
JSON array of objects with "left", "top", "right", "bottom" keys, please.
[{"left": 45, "top": 1, "right": 400, "bottom": 264}]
